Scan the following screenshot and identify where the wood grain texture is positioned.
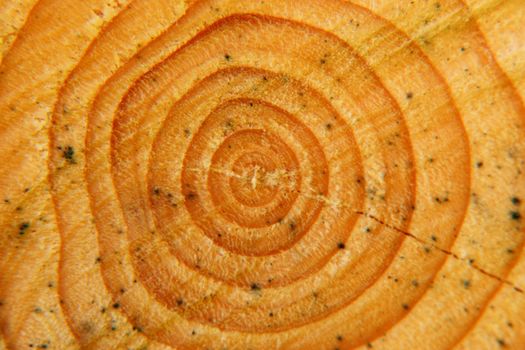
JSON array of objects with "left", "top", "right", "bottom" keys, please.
[{"left": 0, "top": 0, "right": 524, "bottom": 349}]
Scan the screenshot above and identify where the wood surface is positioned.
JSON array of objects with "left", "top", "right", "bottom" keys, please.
[{"left": 0, "top": 0, "right": 524, "bottom": 349}]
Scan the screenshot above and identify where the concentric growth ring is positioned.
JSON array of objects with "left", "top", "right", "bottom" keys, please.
[
  {"left": 55, "top": 3, "right": 470, "bottom": 348},
  {"left": 0, "top": 0, "right": 522, "bottom": 349}
]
